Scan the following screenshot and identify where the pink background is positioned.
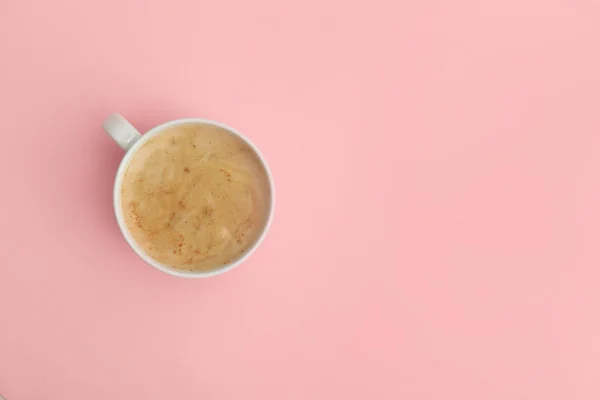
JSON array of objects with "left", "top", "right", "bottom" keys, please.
[{"left": 1, "top": 0, "right": 599, "bottom": 398}]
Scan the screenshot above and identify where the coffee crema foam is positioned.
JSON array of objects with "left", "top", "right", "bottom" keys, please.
[{"left": 121, "top": 123, "right": 270, "bottom": 271}]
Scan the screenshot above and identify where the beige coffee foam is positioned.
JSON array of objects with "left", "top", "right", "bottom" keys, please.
[{"left": 121, "top": 123, "right": 270, "bottom": 271}]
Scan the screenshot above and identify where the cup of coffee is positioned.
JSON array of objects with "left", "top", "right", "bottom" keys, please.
[{"left": 103, "top": 113, "right": 275, "bottom": 278}]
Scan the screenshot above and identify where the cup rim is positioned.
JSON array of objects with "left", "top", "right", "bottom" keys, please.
[{"left": 113, "top": 118, "right": 275, "bottom": 278}]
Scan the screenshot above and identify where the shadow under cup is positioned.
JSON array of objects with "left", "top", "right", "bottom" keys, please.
[{"left": 112, "top": 118, "right": 275, "bottom": 278}]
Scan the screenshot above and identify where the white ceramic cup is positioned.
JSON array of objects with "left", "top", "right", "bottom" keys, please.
[{"left": 103, "top": 113, "right": 275, "bottom": 278}]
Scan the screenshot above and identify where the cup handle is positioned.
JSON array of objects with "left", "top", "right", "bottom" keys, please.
[{"left": 103, "top": 113, "right": 142, "bottom": 150}]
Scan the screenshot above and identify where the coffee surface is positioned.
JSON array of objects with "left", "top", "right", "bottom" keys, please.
[{"left": 121, "top": 123, "right": 270, "bottom": 271}]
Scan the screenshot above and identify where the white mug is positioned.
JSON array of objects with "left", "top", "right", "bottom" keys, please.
[{"left": 103, "top": 113, "right": 275, "bottom": 278}]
